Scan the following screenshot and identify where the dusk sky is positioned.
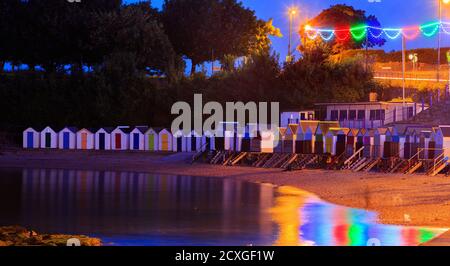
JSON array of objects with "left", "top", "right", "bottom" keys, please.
[{"left": 126, "top": 0, "right": 450, "bottom": 61}]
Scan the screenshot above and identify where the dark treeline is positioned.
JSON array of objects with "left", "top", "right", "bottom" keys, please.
[{"left": 0, "top": 1, "right": 379, "bottom": 133}]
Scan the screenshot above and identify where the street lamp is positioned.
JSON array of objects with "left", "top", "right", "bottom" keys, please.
[
  {"left": 409, "top": 53, "right": 418, "bottom": 72},
  {"left": 287, "top": 7, "right": 298, "bottom": 63},
  {"left": 438, "top": 0, "right": 450, "bottom": 82}
]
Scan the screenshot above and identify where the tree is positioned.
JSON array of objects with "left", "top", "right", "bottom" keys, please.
[
  {"left": 300, "top": 4, "right": 385, "bottom": 54},
  {"left": 162, "top": 0, "right": 259, "bottom": 75}
]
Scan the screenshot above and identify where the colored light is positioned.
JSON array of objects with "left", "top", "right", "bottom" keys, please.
[
  {"left": 303, "top": 21, "right": 447, "bottom": 42},
  {"left": 350, "top": 25, "right": 367, "bottom": 41},
  {"left": 420, "top": 22, "right": 440, "bottom": 37}
]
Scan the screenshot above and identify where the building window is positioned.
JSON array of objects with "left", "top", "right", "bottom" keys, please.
[
  {"left": 408, "top": 107, "right": 414, "bottom": 118},
  {"left": 339, "top": 110, "right": 348, "bottom": 121},
  {"left": 357, "top": 110, "right": 365, "bottom": 120},
  {"left": 331, "top": 110, "right": 338, "bottom": 121},
  {"left": 288, "top": 118, "right": 299, "bottom": 124},
  {"left": 300, "top": 113, "right": 306, "bottom": 120},
  {"left": 370, "top": 109, "right": 385, "bottom": 120},
  {"left": 349, "top": 110, "right": 357, "bottom": 120}
]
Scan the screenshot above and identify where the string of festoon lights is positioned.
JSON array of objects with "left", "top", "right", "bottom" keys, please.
[{"left": 304, "top": 21, "right": 450, "bottom": 42}]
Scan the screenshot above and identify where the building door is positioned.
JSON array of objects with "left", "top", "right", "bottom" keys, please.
[
  {"left": 133, "top": 133, "right": 140, "bottom": 150},
  {"left": 191, "top": 137, "right": 196, "bottom": 151},
  {"left": 161, "top": 134, "right": 169, "bottom": 151},
  {"left": 63, "top": 132, "right": 70, "bottom": 149},
  {"left": 115, "top": 134, "right": 122, "bottom": 149},
  {"left": 27, "top": 132, "right": 33, "bottom": 148},
  {"left": 45, "top": 133, "right": 51, "bottom": 148},
  {"left": 149, "top": 134, "right": 155, "bottom": 151},
  {"left": 81, "top": 133, "right": 88, "bottom": 150}
]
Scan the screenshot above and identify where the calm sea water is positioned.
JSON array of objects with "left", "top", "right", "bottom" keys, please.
[{"left": 0, "top": 168, "right": 446, "bottom": 246}]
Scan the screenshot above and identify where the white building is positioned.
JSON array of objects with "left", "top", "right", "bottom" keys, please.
[
  {"left": 40, "top": 127, "right": 58, "bottom": 149},
  {"left": 314, "top": 94, "right": 428, "bottom": 129},
  {"left": 58, "top": 127, "right": 77, "bottom": 150},
  {"left": 23, "top": 127, "right": 40, "bottom": 149},
  {"left": 280, "top": 110, "right": 315, "bottom": 127}
]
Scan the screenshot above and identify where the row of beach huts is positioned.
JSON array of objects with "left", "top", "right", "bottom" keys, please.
[{"left": 22, "top": 122, "right": 450, "bottom": 175}]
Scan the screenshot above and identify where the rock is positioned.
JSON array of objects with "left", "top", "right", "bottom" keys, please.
[{"left": 0, "top": 226, "right": 102, "bottom": 246}]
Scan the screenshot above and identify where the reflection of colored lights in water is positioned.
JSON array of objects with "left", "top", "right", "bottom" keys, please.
[{"left": 271, "top": 186, "right": 448, "bottom": 246}]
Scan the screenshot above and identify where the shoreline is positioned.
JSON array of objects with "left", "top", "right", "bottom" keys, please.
[{"left": 2, "top": 149, "right": 450, "bottom": 245}]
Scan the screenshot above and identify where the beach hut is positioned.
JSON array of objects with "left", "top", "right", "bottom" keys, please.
[
  {"left": 346, "top": 129, "right": 359, "bottom": 156},
  {"left": 204, "top": 131, "right": 215, "bottom": 151},
  {"left": 325, "top": 129, "right": 338, "bottom": 155},
  {"left": 260, "top": 129, "right": 275, "bottom": 153},
  {"left": 335, "top": 128, "right": 349, "bottom": 156},
  {"left": 172, "top": 130, "right": 184, "bottom": 152},
  {"left": 77, "top": 128, "right": 95, "bottom": 150},
  {"left": 314, "top": 126, "right": 325, "bottom": 154},
  {"left": 23, "top": 127, "right": 40, "bottom": 149},
  {"left": 283, "top": 124, "right": 298, "bottom": 154},
  {"left": 130, "top": 126, "right": 148, "bottom": 151},
  {"left": 58, "top": 127, "right": 77, "bottom": 150},
  {"left": 374, "top": 128, "right": 388, "bottom": 158},
  {"left": 40, "top": 127, "right": 58, "bottom": 149},
  {"left": 303, "top": 126, "right": 314, "bottom": 154},
  {"left": 295, "top": 124, "right": 305, "bottom": 154},
  {"left": 95, "top": 127, "right": 113, "bottom": 150},
  {"left": 356, "top": 129, "right": 366, "bottom": 152},
  {"left": 145, "top": 128, "right": 159, "bottom": 151},
  {"left": 158, "top": 129, "right": 173, "bottom": 152},
  {"left": 240, "top": 126, "right": 251, "bottom": 152},
  {"left": 189, "top": 130, "right": 204, "bottom": 152},
  {"left": 111, "top": 127, "right": 131, "bottom": 150},
  {"left": 363, "top": 129, "right": 375, "bottom": 158}
]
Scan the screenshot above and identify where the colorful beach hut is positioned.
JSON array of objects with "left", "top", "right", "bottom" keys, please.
[
  {"left": 145, "top": 128, "right": 159, "bottom": 151},
  {"left": 346, "top": 129, "right": 359, "bottom": 156},
  {"left": 325, "top": 129, "right": 338, "bottom": 155},
  {"left": 363, "top": 129, "right": 375, "bottom": 158},
  {"left": 260, "top": 129, "right": 275, "bottom": 153},
  {"left": 158, "top": 129, "right": 173, "bottom": 152},
  {"left": 58, "top": 127, "right": 77, "bottom": 150},
  {"left": 204, "top": 130, "right": 215, "bottom": 151},
  {"left": 335, "top": 128, "right": 350, "bottom": 156},
  {"left": 77, "top": 128, "right": 95, "bottom": 150},
  {"left": 130, "top": 126, "right": 148, "bottom": 151},
  {"left": 40, "top": 127, "right": 58, "bottom": 149},
  {"left": 356, "top": 129, "right": 366, "bottom": 152},
  {"left": 23, "top": 127, "right": 40, "bottom": 149},
  {"left": 111, "top": 127, "right": 131, "bottom": 150},
  {"left": 374, "top": 128, "right": 388, "bottom": 158},
  {"left": 189, "top": 130, "right": 203, "bottom": 152},
  {"left": 95, "top": 127, "right": 113, "bottom": 150}
]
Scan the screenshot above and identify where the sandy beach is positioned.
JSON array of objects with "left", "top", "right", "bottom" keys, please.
[{"left": 1, "top": 149, "right": 450, "bottom": 245}]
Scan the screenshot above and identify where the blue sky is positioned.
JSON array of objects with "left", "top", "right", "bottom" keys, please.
[{"left": 125, "top": 0, "right": 450, "bottom": 61}]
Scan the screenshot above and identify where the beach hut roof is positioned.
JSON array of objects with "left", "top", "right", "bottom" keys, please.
[
  {"left": 132, "top": 126, "right": 149, "bottom": 134},
  {"left": 315, "top": 121, "right": 340, "bottom": 135},
  {"left": 363, "top": 129, "right": 375, "bottom": 137},
  {"left": 79, "top": 128, "right": 96, "bottom": 134},
  {"left": 101, "top": 127, "right": 114, "bottom": 133},
  {"left": 439, "top": 126, "right": 450, "bottom": 137},
  {"left": 356, "top": 128, "right": 367, "bottom": 137},
  {"left": 24, "top": 127, "right": 42, "bottom": 132},
  {"left": 347, "top": 128, "right": 359, "bottom": 137},
  {"left": 114, "top": 126, "right": 132, "bottom": 134},
  {"left": 61, "top": 127, "right": 78, "bottom": 133}
]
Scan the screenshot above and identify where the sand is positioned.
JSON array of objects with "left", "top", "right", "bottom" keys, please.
[{"left": 1, "top": 149, "right": 450, "bottom": 245}]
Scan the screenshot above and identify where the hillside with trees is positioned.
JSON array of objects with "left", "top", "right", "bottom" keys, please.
[{"left": 0, "top": 1, "right": 384, "bottom": 141}]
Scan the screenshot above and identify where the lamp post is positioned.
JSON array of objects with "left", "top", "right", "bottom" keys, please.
[
  {"left": 438, "top": 0, "right": 450, "bottom": 82},
  {"left": 287, "top": 7, "right": 298, "bottom": 63}
]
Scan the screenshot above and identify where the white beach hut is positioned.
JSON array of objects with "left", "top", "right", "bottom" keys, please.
[
  {"left": 145, "top": 128, "right": 159, "bottom": 151},
  {"left": 76, "top": 128, "right": 95, "bottom": 150},
  {"left": 58, "top": 127, "right": 77, "bottom": 150},
  {"left": 111, "top": 127, "right": 131, "bottom": 150},
  {"left": 23, "top": 127, "right": 40, "bottom": 149},
  {"left": 40, "top": 126, "right": 58, "bottom": 149},
  {"left": 95, "top": 127, "right": 113, "bottom": 150},
  {"left": 130, "top": 126, "right": 148, "bottom": 151}
]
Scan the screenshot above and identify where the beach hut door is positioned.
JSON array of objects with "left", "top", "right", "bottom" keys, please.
[
  {"left": 133, "top": 133, "right": 140, "bottom": 150},
  {"left": 27, "top": 132, "right": 33, "bottom": 148},
  {"left": 177, "top": 138, "right": 182, "bottom": 152},
  {"left": 82, "top": 133, "right": 88, "bottom": 149},
  {"left": 161, "top": 134, "right": 169, "bottom": 151},
  {"left": 149, "top": 134, "right": 155, "bottom": 151},
  {"left": 99, "top": 133, "right": 105, "bottom": 150},
  {"left": 115, "top": 134, "right": 122, "bottom": 149},
  {"left": 63, "top": 132, "right": 70, "bottom": 149},
  {"left": 45, "top": 133, "right": 51, "bottom": 148}
]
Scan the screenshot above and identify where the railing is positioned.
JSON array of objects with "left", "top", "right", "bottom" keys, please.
[
  {"left": 191, "top": 142, "right": 210, "bottom": 164},
  {"left": 430, "top": 152, "right": 446, "bottom": 175},
  {"left": 344, "top": 146, "right": 365, "bottom": 167}
]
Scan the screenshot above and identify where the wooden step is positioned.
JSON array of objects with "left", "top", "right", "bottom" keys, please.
[
  {"left": 353, "top": 158, "right": 373, "bottom": 172},
  {"left": 230, "top": 152, "right": 248, "bottom": 166},
  {"left": 281, "top": 154, "right": 298, "bottom": 169},
  {"left": 363, "top": 158, "right": 381, "bottom": 172},
  {"left": 350, "top": 157, "right": 368, "bottom": 171},
  {"left": 405, "top": 161, "right": 423, "bottom": 174},
  {"left": 428, "top": 161, "right": 448, "bottom": 177}
]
